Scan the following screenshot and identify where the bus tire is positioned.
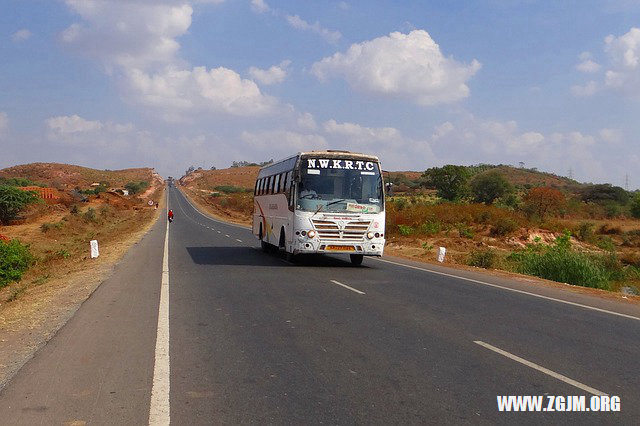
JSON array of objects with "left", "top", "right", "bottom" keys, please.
[
  {"left": 261, "top": 240, "right": 269, "bottom": 252},
  {"left": 350, "top": 254, "right": 364, "bottom": 266}
]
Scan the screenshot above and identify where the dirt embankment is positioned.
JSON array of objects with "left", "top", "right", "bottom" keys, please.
[{"left": 0, "top": 163, "right": 165, "bottom": 389}]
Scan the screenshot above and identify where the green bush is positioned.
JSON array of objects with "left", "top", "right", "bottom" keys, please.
[
  {"left": 0, "top": 239, "right": 35, "bottom": 288},
  {"left": 398, "top": 224, "right": 414, "bottom": 236},
  {"left": 491, "top": 217, "right": 518, "bottom": 236},
  {"left": 457, "top": 223, "right": 474, "bottom": 239},
  {"left": 84, "top": 207, "right": 97, "bottom": 222},
  {"left": 124, "top": 181, "right": 149, "bottom": 195},
  {"left": 470, "top": 171, "right": 514, "bottom": 205},
  {"left": 508, "top": 232, "right": 611, "bottom": 289},
  {"left": 0, "top": 185, "right": 40, "bottom": 224},
  {"left": 419, "top": 220, "right": 441, "bottom": 235},
  {"left": 576, "top": 222, "right": 595, "bottom": 242},
  {"left": 468, "top": 249, "right": 497, "bottom": 269},
  {"left": 631, "top": 193, "right": 640, "bottom": 219}
]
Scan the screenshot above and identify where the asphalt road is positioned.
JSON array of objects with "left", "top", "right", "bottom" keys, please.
[{"left": 0, "top": 185, "right": 639, "bottom": 424}]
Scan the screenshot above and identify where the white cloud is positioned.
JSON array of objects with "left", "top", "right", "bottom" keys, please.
[
  {"left": 0, "top": 112, "right": 8, "bottom": 132},
  {"left": 603, "top": 27, "right": 640, "bottom": 95},
  {"left": 241, "top": 129, "right": 328, "bottom": 153},
  {"left": 338, "top": 2, "right": 350, "bottom": 10},
  {"left": 123, "top": 66, "right": 279, "bottom": 120},
  {"left": 285, "top": 15, "right": 341, "bottom": 44},
  {"left": 311, "top": 30, "right": 481, "bottom": 105},
  {"left": 248, "top": 60, "right": 291, "bottom": 85},
  {"left": 45, "top": 115, "right": 103, "bottom": 136},
  {"left": 576, "top": 59, "right": 601, "bottom": 73},
  {"left": 11, "top": 29, "right": 32, "bottom": 42},
  {"left": 63, "top": 1, "right": 194, "bottom": 71},
  {"left": 251, "top": 0, "right": 270, "bottom": 13},
  {"left": 427, "top": 114, "right": 608, "bottom": 182},
  {"left": 571, "top": 80, "right": 598, "bottom": 96},
  {"left": 297, "top": 112, "right": 317, "bottom": 131},
  {"left": 599, "top": 128, "right": 623, "bottom": 144}
]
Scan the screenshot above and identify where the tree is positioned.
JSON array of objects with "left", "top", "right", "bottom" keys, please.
[
  {"left": 580, "top": 184, "right": 629, "bottom": 204},
  {"left": 0, "top": 186, "right": 39, "bottom": 224},
  {"left": 522, "top": 187, "right": 565, "bottom": 219},
  {"left": 185, "top": 166, "right": 195, "bottom": 176},
  {"left": 470, "top": 171, "right": 513, "bottom": 205},
  {"left": 631, "top": 193, "right": 640, "bottom": 219},
  {"left": 421, "top": 165, "right": 470, "bottom": 201}
]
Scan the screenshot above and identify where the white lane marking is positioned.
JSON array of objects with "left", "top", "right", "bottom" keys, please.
[
  {"left": 217, "top": 231, "right": 221, "bottom": 234},
  {"left": 330, "top": 279, "right": 365, "bottom": 295},
  {"left": 225, "top": 234, "right": 230, "bottom": 238},
  {"left": 474, "top": 341, "right": 607, "bottom": 396},
  {"left": 374, "top": 257, "right": 640, "bottom": 322},
  {"left": 236, "top": 239, "right": 243, "bottom": 243},
  {"left": 149, "top": 195, "right": 171, "bottom": 425}
]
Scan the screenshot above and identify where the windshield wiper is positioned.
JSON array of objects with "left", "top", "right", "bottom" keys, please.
[{"left": 325, "top": 199, "right": 346, "bottom": 208}]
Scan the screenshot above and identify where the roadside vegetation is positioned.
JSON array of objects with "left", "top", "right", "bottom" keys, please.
[
  {"left": 0, "top": 164, "right": 162, "bottom": 302},
  {"left": 386, "top": 164, "right": 640, "bottom": 294},
  {"left": 179, "top": 163, "right": 640, "bottom": 295}
]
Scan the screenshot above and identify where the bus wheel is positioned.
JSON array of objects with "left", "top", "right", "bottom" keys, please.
[
  {"left": 350, "top": 254, "right": 364, "bottom": 266},
  {"left": 285, "top": 251, "right": 297, "bottom": 263},
  {"left": 261, "top": 240, "right": 269, "bottom": 252}
]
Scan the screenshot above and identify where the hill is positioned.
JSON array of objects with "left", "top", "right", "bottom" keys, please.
[
  {"left": 179, "top": 166, "right": 260, "bottom": 191},
  {"left": 0, "top": 162, "right": 161, "bottom": 190}
]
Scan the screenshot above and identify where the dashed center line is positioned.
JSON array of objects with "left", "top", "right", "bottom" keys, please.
[
  {"left": 225, "top": 234, "right": 230, "bottom": 238},
  {"left": 330, "top": 279, "right": 365, "bottom": 295},
  {"left": 236, "top": 239, "right": 243, "bottom": 243}
]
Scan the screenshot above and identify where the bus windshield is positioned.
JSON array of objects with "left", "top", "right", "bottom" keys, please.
[{"left": 297, "top": 158, "right": 384, "bottom": 214}]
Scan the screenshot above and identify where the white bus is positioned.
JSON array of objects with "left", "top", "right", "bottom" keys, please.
[{"left": 252, "top": 151, "right": 386, "bottom": 265}]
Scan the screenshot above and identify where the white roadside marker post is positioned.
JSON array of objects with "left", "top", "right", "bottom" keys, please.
[
  {"left": 437, "top": 246, "right": 446, "bottom": 263},
  {"left": 90, "top": 240, "right": 99, "bottom": 259}
]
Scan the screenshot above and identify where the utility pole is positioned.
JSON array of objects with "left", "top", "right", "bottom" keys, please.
[
  {"left": 568, "top": 168, "right": 573, "bottom": 180},
  {"left": 625, "top": 174, "right": 630, "bottom": 191}
]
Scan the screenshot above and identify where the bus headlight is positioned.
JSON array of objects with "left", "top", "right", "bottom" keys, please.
[
  {"left": 367, "top": 231, "right": 374, "bottom": 239},
  {"left": 307, "top": 230, "right": 316, "bottom": 239}
]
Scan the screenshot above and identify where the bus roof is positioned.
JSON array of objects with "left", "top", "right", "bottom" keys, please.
[{"left": 257, "top": 151, "right": 380, "bottom": 179}]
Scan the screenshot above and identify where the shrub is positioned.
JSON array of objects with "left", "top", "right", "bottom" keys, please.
[
  {"left": 0, "top": 185, "right": 40, "bottom": 224},
  {"left": 576, "top": 222, "right": 595, "bottom": 242},
  {"left": 581, "top": 184, "right": 629, "bottom": 205},
  {"left": 470, "top": 171, "right": 514, "bottom": 205},
  {"left": 522, "top": 187, "right": 565, "bottom": 220},
  {"left": 421, "top": 165, "right": 470, "bottom": 201},
  {"left": 491, "top": 217, "right": 518, "bottom": 236},
  {"left": 468, "top": 249, "right": 497, "bottom": 269},
  {"left": 630, "top": 193, "right": 640, "bottom": 219},
  {"left": 457, "top": 223, "right": 474, "bottom": 239},
  {"left": 84, "top": 207, "right": 97, "bottom": 222},
  {"left": 40, "top": 222, "right": 63, "bottom": 233},
  {"left": 599, "top": 224, "right": 622, "bottom": 235},
  {"left": 124, "top": 181, "right": 149, "bottom": 195},
  {"left": 0, "top": 239, "right": 35, "bottom": 288},
  {"left": 398, "top": 224, "right": 414, "bottom": 236},
  {"left": 419, "top": 220, "right": 441, "bottom": 235},
  {"left": 508, "top": 231, "right": 611, "bottom": 289},
  {"left": 70, "top": 204, "right": 80, "bottom": 215}
]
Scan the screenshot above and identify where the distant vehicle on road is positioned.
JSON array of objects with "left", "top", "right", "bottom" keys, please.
[{"left": 253, "top": 150, "right": 386, "bottom": 265}]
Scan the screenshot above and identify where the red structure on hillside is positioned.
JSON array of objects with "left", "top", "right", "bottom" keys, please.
[{"left": 19, "top": 186, "right": 60, "bottom": 200}]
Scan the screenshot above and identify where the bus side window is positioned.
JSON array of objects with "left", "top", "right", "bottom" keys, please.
[
  {"left": 254, "top": 179, "right": 259, "bottom": 195},
  {"left": 266, "top": 176, "right": 271, "bottom": 195},
  {"left": 275, "top": 174, "right": 281, "bottom": 193},
  {"left": 270, "top": 175, "right": 276, "bottom": 194},
  {"left": 259, "top": 178, "right": 264, "bottom": 195},
  {"left": 283, "top": 172, "right": 289, "bottom": 192}
]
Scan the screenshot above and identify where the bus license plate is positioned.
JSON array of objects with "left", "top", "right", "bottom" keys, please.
[{"left": 326, "top": 245, "right": 355, "bottom": 251}]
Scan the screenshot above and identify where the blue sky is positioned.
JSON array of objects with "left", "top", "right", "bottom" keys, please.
[{"left": 1, "top": 0, "right": 639, "bottom": 189}]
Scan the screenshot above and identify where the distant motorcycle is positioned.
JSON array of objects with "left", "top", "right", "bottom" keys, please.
[{"left": 168, "top": 209, "right": 174, "bottom": 223}]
